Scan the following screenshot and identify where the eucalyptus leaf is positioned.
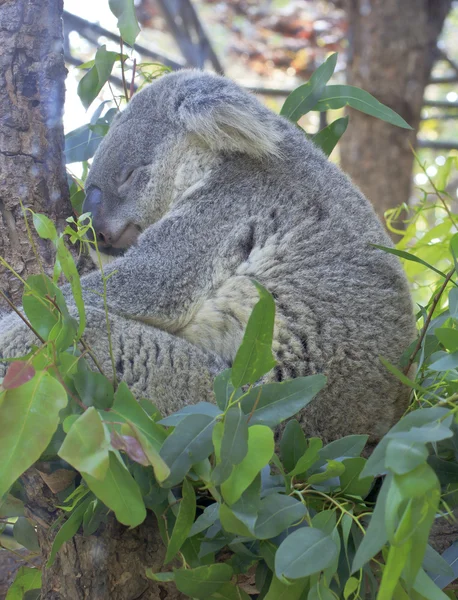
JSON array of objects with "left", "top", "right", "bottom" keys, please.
[
  {"left": 160, "top": 414, "right": 216, "bottom": 487},
  {"left": 5, "top": 567, "right": 42, "bottom": 600},
  {"left": 312, "top": 85, "right": 412, "bottom": 129},
  {"left": 240, "top": 374, "right": 326, "bottom": 428},
  {"left": 47, "top": 497, "right": 92, "bottom": 566},
  {"left": 275, "top": 527, "right": 338, "bottom": 580},
  {"left": 58, "top": 407, "right": 110, "bottom": 480},
  {"left": 254, "top": 493, "right": 306, "bottom": 539},
  {"left": 0, "top": 371, "right": 67, "bottom": 498},
  {"left": 173, "top": 564, "right": 233, "bottom": 599},
  {"left": 312, "top": 116, "right": 348, "bottom": 157},
  {"left": 231, "top": 281, "right": 276, "bottom": 388},
  {"left": 109, "top": 0, "right": 140, "bottom": 46},
  {"left": 83, "top": 452, "right": 146, "bottom": 527},
  {"left": 280, "top": 53, "right": 337, "bottom": 122}
]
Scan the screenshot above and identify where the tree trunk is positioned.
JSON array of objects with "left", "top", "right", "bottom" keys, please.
[
  {"left": 340, "top": 0, "right": 451, "bottom": 226},
  {"left": 0, "top": 1, "right": 183, "bottom": 597}
]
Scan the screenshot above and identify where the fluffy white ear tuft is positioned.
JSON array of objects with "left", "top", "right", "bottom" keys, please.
[{"left": 177, "top": 78, "right": 284, "bottom": 159}]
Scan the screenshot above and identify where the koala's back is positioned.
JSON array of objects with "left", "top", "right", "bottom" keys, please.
[{"left": 178, "top": 118, "right": 415, "bottom": 443}]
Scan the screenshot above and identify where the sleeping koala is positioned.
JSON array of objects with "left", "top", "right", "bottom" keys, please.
[{"left": 0, "top": 69, "right": 416, "bottom": 442}]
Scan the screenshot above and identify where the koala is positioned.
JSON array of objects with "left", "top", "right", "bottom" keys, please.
[{"left": 0, "top": 69, "right": 416, "bottom": 443}]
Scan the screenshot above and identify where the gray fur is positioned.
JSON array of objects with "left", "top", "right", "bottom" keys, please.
[{"left": 0, "top": 70, "right": 416, "bottom": 442}]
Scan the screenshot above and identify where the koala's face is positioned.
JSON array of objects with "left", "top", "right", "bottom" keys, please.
[
  {"left": 83, "top": 82, "right": 180, "bottom": 256},
  {"left": 83, "top": 70, "right": 284, "bottom": 257}
]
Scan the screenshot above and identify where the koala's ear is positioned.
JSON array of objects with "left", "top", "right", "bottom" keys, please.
[{"left": 176, "top": 81, "right": 284, "bottom": 159}]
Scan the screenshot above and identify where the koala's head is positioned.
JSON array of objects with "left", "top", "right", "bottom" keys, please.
[{"left": 83, "top": 70, "right": 284, "bottom": 257}]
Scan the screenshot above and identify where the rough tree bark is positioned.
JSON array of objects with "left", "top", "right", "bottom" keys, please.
[
  {"left": 340, "top": 0, "right": 451, "bottom": 225},
  {"left": 0, "top": 1, "right": 184, "bottom": 598}
]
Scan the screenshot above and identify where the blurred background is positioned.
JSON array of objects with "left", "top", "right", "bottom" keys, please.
[{"left": 62, "top": 0, "right": 458, "bottom": 294}]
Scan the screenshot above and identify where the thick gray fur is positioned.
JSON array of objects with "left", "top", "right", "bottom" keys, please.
[{"left": 0, "top": 70, "right": 416, "bottom": 442}]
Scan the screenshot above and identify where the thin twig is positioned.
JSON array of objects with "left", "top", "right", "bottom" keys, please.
[
  {"left": 404, "top": 267, "right": 456, "bottom": 375},
  {"left": 0, "top": 289, "right": 45, "bottom": 344},
  {"left": 129, "top": 58, "right": 137, "bottom": 99},
  {"left": 79, "top": 337, "right": 107, "bottom": 376},
  {"left": 108, "top": 81, "right": 120, "bottom": 111},
  {"left": 119, "top": 38, "right": 130, "bottom": 103}
]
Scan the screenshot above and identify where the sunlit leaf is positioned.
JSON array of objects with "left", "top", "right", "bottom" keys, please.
[
  {"left": 312, "top": 85, "right": 413, "bottom": 129},
  {"left": 109, "top": 0, "right": 140, "bottom": 46},
  {"left": 280, "top": 53, "right": 337, "bottom": 122},
  {"left": 0, "top": 372, "right": 67, "bottom": 498}
]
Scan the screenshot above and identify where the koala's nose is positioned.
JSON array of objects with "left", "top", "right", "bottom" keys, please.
[
  {"left": 82, "top": 186, "right": 111, "bottom": 246},
  {"left": 83, "top": 186, "right": 102, "bottom": 216}
]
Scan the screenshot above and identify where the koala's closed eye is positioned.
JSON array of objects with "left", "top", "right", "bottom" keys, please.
[{"left": 117, "top": 168, "right": 136, "bottom": 188}]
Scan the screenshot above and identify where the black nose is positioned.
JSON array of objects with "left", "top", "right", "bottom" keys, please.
[
  {"left": 82, "top": 187, "right": 110, "bottom": 245},
  {"left": 83, "top": 186, "right": 102, "bottom": 216}
]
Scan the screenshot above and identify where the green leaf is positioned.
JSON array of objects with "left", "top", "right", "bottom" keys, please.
[
  {"left": 0, "top": 494, "right": 25, "bottom": 518},
  {"left": 219, "top": 504, "right": 253, "bottom": 538},
  {"left": 73, "top": 371, "right": 114, "bottom": 410},
  {"left": 0, "top": 371, "right": 67, "bottom": 498},
  {"left": 221, "top": 425, "right": 274, "bottom": 505},
  {"left": 312, "top": 85, "right": 413, "bottom": 129},
  {"left": 210, "top": 582, "right": 251, "bottom": 599},
  {"left": 160, "top": 414, "right": 216, "bottom": 487},
  {"left": 77, "top": 46, "right": 120, "bottom": 110},
  {"left": 429, "top": 352, "right": 458, "bottom": 371},
  {"left": 254, "top": 493, "right": 306, "bottom": 539},
  {"left": 173, "top": 564, "right": 233, "bottom": 599},
  {"left": 343, "top": 577, "right": 359, "bottom": 600},
  {"left": 275, "top": 527, "right": 338, "bottom": 580},
  {"left": 289, "top": 437, "right": 323, "bottom": 477},
  {"left": 212, "top": 405, "right": 249, "bottom": 485},
  {"left": 47, "top": 497, "right": 92, "bottom": 566},
  {"left": 231, "top": 281, "right": 276, "bottom": 388},
  {"left": 109, "top": 0, "right": 140, "bottom": 46},
  {"left": 23, "top": 274, "right": 72, "bottom": 340},
  {"left": 83, "top": 452, "right": 146, "bottom": 527},
  {"left": 111, "top": 382, "right": 169, "bottom": 481},
  {"left": 165, "top": 479, "right": 196, "bottom": 563},
  {"left": 280, "top": 53, "right": 337, "bottom": 122},
  {"left": 58, "top": 407, "right": 110, "bottom": 479},
  {"left": 385, "top": 439, "right": 428, "bottom": 475},
  {"left": 32, "top": 212, "right": 58, "bottom": 242},
  {"left": 13, "top": 517, "right": 39, "bottom": 552},
  {"left": 308, "top": 580, "right": 338, "bottom": 600},
  {"left": 339, "top": 457, "right": 373, "bottom": 497},
  {"left": 264, "top": 575, "right": 308, "bottom": 600},
  {"left": 240, "top": 375, "right": 326, "bottom": 428},
  {"left": 5, "top": 567, "right": 42, "bottom": 600},
  {"left": 56, "top": 237, "right": 86, "bottom": 338},
  {"left": 280, "top": 419, "right": 307, "bottom": 473},
  {"left": 220, "top": 475, "right": 261, "bottom": 537},
  {"left": 82, "top": 498, "right": 107, "bottom": 536},
  {"left": 189, "top": 503, "right": 219, "bottom": 537},
  {"left": 436, "top": 326, "right": 458, "bottom": 353},
  {"left": 351, "top": 474, "right": 390, "bottom": 572},
  {"left": 312, "top": 117, "right": 349, "bottom": 157},
  {"left": 308, "top": 460, "right": 345, "bottom": 485},
  {"left": 111, "top": 383, "right": 166, "bottom": 449},
  {"left": 371, "top": 245, "right": 449, "bottom": 279},
  {"left": 159, "top": 402, "right": 221, "bottom": 427},
  {"left": 362, "top": 407, "right": 450, "bottom": 478},
  {"left": 413, "top": 568, "right": 450, "bottom": 600},
  {"left": 214, "top": 369, "right": 241, "bottom": 411}
]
